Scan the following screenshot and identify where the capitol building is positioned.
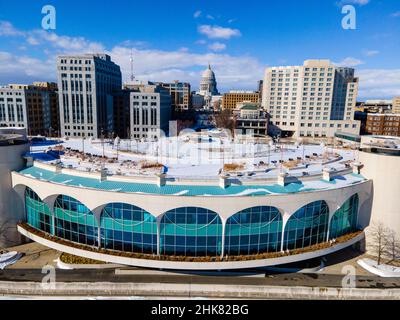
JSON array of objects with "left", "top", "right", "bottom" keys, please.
[{"left": 197, "top": 64, "right": 221, "bottom": 109}]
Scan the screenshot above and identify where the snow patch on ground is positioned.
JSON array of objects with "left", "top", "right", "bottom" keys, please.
[{"left": 357, "top": 258, "right": 400, "bottom": 278}]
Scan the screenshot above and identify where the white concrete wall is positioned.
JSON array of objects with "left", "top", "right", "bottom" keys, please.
[
  {"left": 359, "top": 150, "right": 400, "bottom": 251},
  {"left": 0, "top": 142, "right": 29, "bottom": 247}
]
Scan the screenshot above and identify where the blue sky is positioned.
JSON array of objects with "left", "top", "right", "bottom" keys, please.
[{"left": 0, "top": 0, "right": 399, "bottom": 99}]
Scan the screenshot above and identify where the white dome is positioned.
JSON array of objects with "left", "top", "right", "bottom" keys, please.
[{"left": 202, "top": 64, "right": 216, "bottom": 80}]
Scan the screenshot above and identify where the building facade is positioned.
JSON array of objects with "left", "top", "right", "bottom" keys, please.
[
  {"left": 393, "top": 97, "right": 400, "bottom": 114},
  {"left": 222, "top": 91, "right": 260, "bottom": 111},
  {"left": 12, "top": 159, "right": 372, "bottom": 270},
  {"left": 233, "top": 102, "right": 269, "bottom": 136},
  {"left": 57, "top": 54, "right": 122, "bottom": 138},
  {"left": 365, "top": 113, "right": 400, "bottom": 137},
  {"left": 159, "top": 81, "right": 191, "bottom": 112},
  {"left": 112, "top": 89, "right": 131, "bottom": 139},
  {"left": 130, "top": 85, "right": 172, "bottom": 140},
  {"left": 356, "top": 100, "right": 393, "bottom": 114},
  {"left": 0, "top": 83, "right": 59, "bottom": 136},
  {"left": 262, "top": 60, "right": 360, "bottom": 138}
]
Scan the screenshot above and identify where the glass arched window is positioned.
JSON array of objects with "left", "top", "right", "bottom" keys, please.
[
  {"left": 54, "top": 195, "right": 98, "bottom": 246},
  {"left": 100, "top": 203, "right": 157, "bottom": 254},
  {"left": 160, "top": 207, "right": 222, "bottom": 257},
  {"left": 25, "top": 187, "right": 52, "bottom": 234},
  {"left": 225, "top": 206, "right": 282, "bottom": 256},
  {"left": 329, "top": 194, "right": 359, "bottom": 239},
  {"left": 283, "top": 201, "right": 329, "bottom": 250}
]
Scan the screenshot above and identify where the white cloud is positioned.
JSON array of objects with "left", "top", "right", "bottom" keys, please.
[
  {"left": 357, "top": 69, "right": 400, "bottom": 99},
  {"left": 26, "top": 36, "right": 40, "bottom": 45},
  {"left": 195, "top": 39, "right": 207, "bottom": 45},
  {"left": 206, "top": 15, "right": 215, "bottom": 20},
  {"left": 333, "top": 57, "right": 364, "bottom": 67},
  {"left": 193, "top": 10, "right": 202, "bottom": 18},
  {"left": 337, "top": 0, "right": 370, "bottom": 6},
  {"left": 0, "top": 51, "right": 55, "bottom": 83},
  {"left": 391, "top": 11, "right": 400, "bottom": 17},
  {"left": 363, "top": 50, "right": 379, "bottom": 57},
  {"left": 198, "top": 25, "right": 241, "bottom": 40},
  {"left": 0, "top": 21, "right": 25, "bottom": 36},
  {"left": 109, "top": 46, "right": 263, "bottom": 90},
  {"left": 0, "top": 21, "right": 105, "bottom": 54},
  {"left": 208, "top": 42, "right": 226, "bottom": 52}
]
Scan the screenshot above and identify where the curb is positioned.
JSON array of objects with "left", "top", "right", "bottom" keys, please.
[{"left": 0, "top": 281, "right": 400, "bottom": 299}]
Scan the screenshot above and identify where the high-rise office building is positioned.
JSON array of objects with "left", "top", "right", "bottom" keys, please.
[
  {"left": 158, "top": 81, "right": 191, "bottom": 112},
  {"left": 222, "top": 91, "right": 260, "bottom": 111},
  {"left": 0, "top": 83, "right": 59, "bottom": 136},
  {"left": 130, "top": 84, "right": 171, "bottom": 140},
  {"left": 262, "top": 60, "right": 360, "bottom": 138},
  {"left": 57, "top": 54, "right": 122, "bottom": 138}
]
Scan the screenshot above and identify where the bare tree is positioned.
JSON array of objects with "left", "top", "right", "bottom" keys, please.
[
  {"left": 385, "top": 229, "right": 400, "bottom": 264},
  {"left": 369, "top": 222, "right": 390, "bottom": 265},
  {"left": 213, "top": 109, "right": 236, "bottom": 135}
]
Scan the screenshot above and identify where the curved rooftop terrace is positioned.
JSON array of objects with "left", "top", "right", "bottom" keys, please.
[{"left": 17, "top": 162, "right": 367, "bottom": 197}]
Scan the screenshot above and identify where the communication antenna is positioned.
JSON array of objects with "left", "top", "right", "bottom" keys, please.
[{"left": 130, "top": 49, "right": 135, "bottom": 82}]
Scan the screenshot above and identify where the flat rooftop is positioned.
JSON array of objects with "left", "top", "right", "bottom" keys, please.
[
  {"left": 28, "top": 131, "right": 359, "bottom": 180},
  {"left": 18, "top": 132, "right": 368, "bottom": 197}
]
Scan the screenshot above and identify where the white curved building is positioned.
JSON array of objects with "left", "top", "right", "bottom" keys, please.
[
  {"left": 6, "top": 135, "right": 378, "bottom": 270},
  {"left": 0, "top": 131, "right": 29, "bottom": 247},
  {"left": 358, "top": 136, "right": 400, "bottom": 251}
]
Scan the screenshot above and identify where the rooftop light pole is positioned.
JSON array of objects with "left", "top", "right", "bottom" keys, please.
[
  {"left": 101, "top": 128, "right": 105, "bottom": 158},
  {"left": 82, "top": 133, "right": 85, "bottom": 155}
]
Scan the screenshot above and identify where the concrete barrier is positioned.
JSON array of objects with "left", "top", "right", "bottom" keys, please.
[{"left": 0, "top": 281, "right": 399, "bottom": 299}]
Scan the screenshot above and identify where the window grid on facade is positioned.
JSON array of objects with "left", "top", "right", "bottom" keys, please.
[
  {"left": 100, "top": 203, "right": 157, "bottom": 254},
  {"left": 283, "top": 201, "right": 329, "bottom": 250},
  {"left": 25, "top": 187, "right": 52, "bottom": 234},
  {"left": 225, "top": 206, "right": 282, "bottom": 256},
  {"left": 329, "top": 194, "right": 359, "bottom": 239},
  {"left": 160, "top": 207, "right": 222, "bottom": 257},
  {"left": 54, "top": 195, "right": 98, "bottom": 246}
]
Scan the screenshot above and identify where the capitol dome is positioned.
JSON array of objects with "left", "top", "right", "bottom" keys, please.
[
  {"left": 199, "top": 64, "right": 219, "bottom": 96},
  {"left": 202, "top": 64, "right": 216, "bottom": 80}
]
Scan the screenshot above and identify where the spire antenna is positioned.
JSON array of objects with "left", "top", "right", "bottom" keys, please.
[{"left": 130, "top": 49, "right": 135, "bottom": 82}]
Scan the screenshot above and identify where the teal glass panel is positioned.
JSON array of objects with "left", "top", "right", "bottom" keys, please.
[
  {"left": 283, "top": 201, "right": 329, "bottom": 250},
  {"left": 225, "top": 206, "right": 282, "bottom": 255}
]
